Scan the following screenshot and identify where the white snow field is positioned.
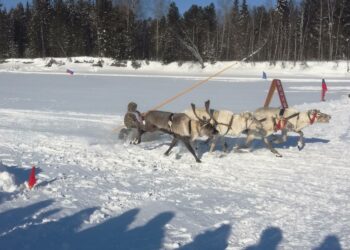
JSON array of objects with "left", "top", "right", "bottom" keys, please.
[{"left": 0, "top": 60, "right": 350, "bottom": 250}]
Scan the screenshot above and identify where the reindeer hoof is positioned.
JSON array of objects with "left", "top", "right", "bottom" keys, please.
[
  {"left": 297, "top": 142, "right": 305, "bottom": 151},
  {"left": 276, "top": 154, "right": 283, "bottom": 158},
  {"left": 196, "top": 159, "right": 202, "bottom": 163}
]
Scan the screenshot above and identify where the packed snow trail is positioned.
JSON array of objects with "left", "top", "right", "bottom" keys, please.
[{"left": 0, "top": 96, "right": 349, "bottom": 249}]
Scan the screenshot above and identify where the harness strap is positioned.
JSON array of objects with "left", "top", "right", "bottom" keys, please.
[
  {"left": 168, "top": 113, "right": 175, "bottom": 130},
  {"left": 274, "top": 118, "right": 287, "bottom": 131},
  {"left": 279, "top": 108, "right": 285, "bottom": 117},
  {"left": 223, "top": 115, "right": 234, "bottom": 135},
  {"left": 188, "top": 119, "right": 192, "bottom": 135},
  {"left": 308, "top": 112, "right": 317, "bottom": 125},
  {"left": 285, "top": 112, "right": 300, "bottom": 121}
]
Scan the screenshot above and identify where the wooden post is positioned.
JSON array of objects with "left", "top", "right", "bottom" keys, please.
[
  {"left": 264, "top": 79, "right": 277, "bottom": 107},
  {"left": 264, "top": 79, "right": 288, "bottom": 108}
]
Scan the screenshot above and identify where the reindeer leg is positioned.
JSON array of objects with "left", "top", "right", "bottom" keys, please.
[
  {"left": 263, "top": 137, "right": 282, "bottom": 157},
  {"left": 272, "top": 130, "right": 288, "bottom": 144},
  {"left": 182, "top": 137, "right": 201, "bottom": 163},
  {"left": 296, "top": 130, "right": 305, "bottom": 150},
  {"left": 237, "top": 132, "right": 255, "bottom": 149},
  {"left": 164, "top": 137, "right": 178, "bottom": 156},
  {"left": 209, "top": 134, "right": 219, "bottom": 152},
  {"left": 205, "top": 137, "right": 211, "bottom": 144},
  {"left": 222, "top": 136, "right": 228, "bottom": 153}
]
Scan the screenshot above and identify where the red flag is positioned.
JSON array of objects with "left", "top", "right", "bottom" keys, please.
[
  {"left": 28, "top": 166, "right": 37, "bottom": 189},
  {"left": 322, "top": 79, "right": 328, "bottom": 91},
  {"left": 321, "top": 79, "right": 328, "bottom": 101}
]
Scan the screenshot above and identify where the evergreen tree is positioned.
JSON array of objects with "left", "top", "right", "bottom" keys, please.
[
  {"left": 238, "top": 0, "right": 250, "bottom": 58},
  {"left": 49, "top": 0, "right": 69, "bottom": 57},
  {"left": 202, "top": 3, "right": 217, "bottom": 62},
  {"left": 230, "top": 0, "right": 240, "bottom": 60},
  {"left": 162, "top": 2, "right": 181, "bottom": 64},
  {"left": 0, "top": 5, "right": 11, "bottom": 58},
  {"left": 28, "top": 0, "right": 52, "bottom": 57},
  {"left": 10, "top": 3, "right": 28, "bottom": 57}
]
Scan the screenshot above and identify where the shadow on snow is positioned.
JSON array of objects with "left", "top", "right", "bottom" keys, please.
[
  {"left": 0, "top": 163, "right": 43, "bottom": 204},
  {"left": 0, "top": 199, "right": 232, "bottom": 250},
  {"left": 221, "top": 135, "right": 329, "bottom": 153},
  {"left": 244, "top": 227, "right": 342, "bottom": 250}
]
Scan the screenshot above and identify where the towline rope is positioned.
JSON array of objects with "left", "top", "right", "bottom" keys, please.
[
  {"left": 114, "top": 41, "right": 267, "bottom": 133},
  {"left": 149, "top": 40, "right": 267, "bottom": 111}
]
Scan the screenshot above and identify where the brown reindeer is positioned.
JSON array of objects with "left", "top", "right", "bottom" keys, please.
[{"left": 140, "top": 102, "right": 218, "bottom": 163}]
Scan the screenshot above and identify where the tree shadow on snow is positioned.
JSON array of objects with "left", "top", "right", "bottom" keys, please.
[
  {"left": 0, "top": 199, "right": 234, "bottom": 250},
  {"left": 178, "top": 224, "right": 231, "bottom": 250},
  {"left": 244, "top": 227, "right": 283, "bottom": 250},
  {"left": 0, "top": 199, "right": 174, "bottom": 250},
  {"left": 313, "top": 235, "right": 342, "bottom": 250},
  {"left": 0, "top": 199, "right": 56, "bottom": 235}
]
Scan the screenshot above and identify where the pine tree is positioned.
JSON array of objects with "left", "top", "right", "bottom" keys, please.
[
  {"left": 94, "top": 0, "right": 113, "bottom": 57},
  {"left": 238, "top": 0, "right": 250, "bottom": 58},
  {"left": 230, "top": 0, "right": 240, "bottom": 60},
  {"left": 162, "top": 2, "right": 181, "bottom": 64},
  {"left": 10, "top": 3, "right": 28, "bottom": 57},
  {"left": 49, "top": 0, "right": 69, "bottom": 57},
  {"left": 203, "top": 3, "right": 217, "bottom": 62},
  {"left": 28, "top": 0, "right": 52, "bottom": 57},
  {"left": 275, "top": 0, "right": 290, "bottom": 60},
  {"left": 0, "top": 5, "right": 10, "bottom": 58}
]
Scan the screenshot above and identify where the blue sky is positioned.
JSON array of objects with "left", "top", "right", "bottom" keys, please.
[{"left": 1, "top": 0, "right": 274, "bottom": 11}]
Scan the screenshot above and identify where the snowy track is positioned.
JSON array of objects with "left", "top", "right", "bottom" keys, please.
[
  {"left": 0, "top": 98, "right": 349, "bottom": 249},
  {"left": 0, "top": 71, "right": 350, "bottom": 249}
]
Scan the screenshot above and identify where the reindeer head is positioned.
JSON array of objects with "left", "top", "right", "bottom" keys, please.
[
  {"left": 308, "top": 109, "right": 331, "bottom": 124},
  {"left": 191, "top": 100, "right": 218, "bottom": 137},
  {"left": 198, "top": 120, "right": 219, "bottom": 137}
]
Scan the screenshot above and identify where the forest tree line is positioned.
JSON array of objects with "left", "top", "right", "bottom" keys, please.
[{"left": 1, "top": 0, "right": 350, "bottom": 66}]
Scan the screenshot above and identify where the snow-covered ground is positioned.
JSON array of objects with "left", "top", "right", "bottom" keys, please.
[{"left": 0, "top": 61, "right": 349, "bottom": 249}]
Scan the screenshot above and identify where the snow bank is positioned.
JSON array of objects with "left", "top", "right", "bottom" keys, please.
[
  {"left": 0, "top": 170, "right": 17, "bottom": 193},
  {"left": 1, "top": 57, "right": 349, "bottom": 79}
]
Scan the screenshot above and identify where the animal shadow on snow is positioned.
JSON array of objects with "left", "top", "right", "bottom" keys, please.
[
  {"left": 0, "top": 199, "right": 232, "bottom": 250},
  {"left": 0, "top": 163, "right": 43, "bottom": 204},
  {"left": 247, "top": 135, "right": 330, "bottom": 152}
]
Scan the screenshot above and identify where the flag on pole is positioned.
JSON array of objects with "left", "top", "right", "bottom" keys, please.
[
  {"left": 321, "top": 79, "right": 328, "bottom": 101},
  {"left": 66, "top": 69, "right": 74, "bottom": 75},
  {"left": 28, "top": 166, "right": 37, "bottom": 190},
  {"left": 262, "top": 71, "right": 267, "bottom": 80}
]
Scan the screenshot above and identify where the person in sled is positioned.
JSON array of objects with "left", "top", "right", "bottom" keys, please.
[{"left": 120, "top": 102, "right": 145, "bottom": 144}]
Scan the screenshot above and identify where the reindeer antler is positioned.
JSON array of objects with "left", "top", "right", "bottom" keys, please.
[
  {"left": 191, "top": 103, "right": 203, "bottom": 121},
  {"left": 204, "top": 100, "right": 217, "bottom": 125}
]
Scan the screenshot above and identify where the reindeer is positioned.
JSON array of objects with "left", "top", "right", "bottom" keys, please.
[
  {"left": 185, "top": 101, "right": 263, "bottom": 152},
  {"left": 140, "top": 103, "right": 218, "bottom": 163},
  {"left": 240, "top": 108, "right": 331, "bottom": 157}
]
